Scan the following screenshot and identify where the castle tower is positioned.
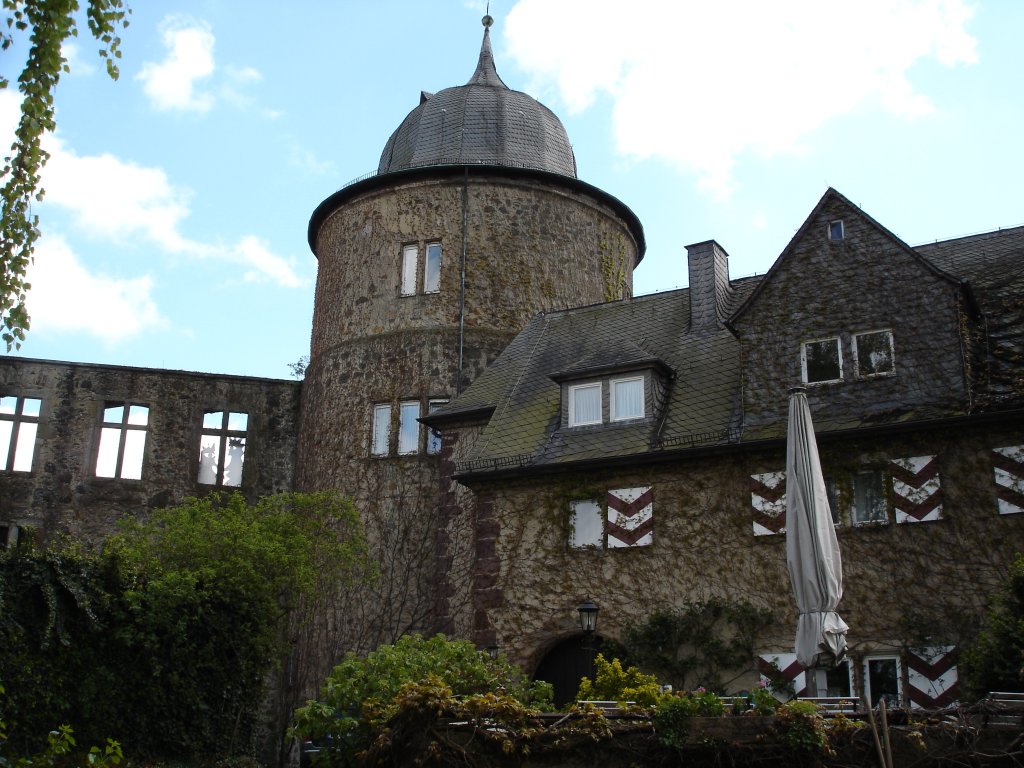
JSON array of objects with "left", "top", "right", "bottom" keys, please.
[{"left": 293, "top": 17, "right": 644, "bottom": 685}]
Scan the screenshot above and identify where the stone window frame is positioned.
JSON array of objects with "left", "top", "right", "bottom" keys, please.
[
  {"left": 198, "top": 410, "right": 249, "bottom": 487},
  {"left": 95, "top": 401, "right": 150, "bottom": 480},
  {"left": 852, "top": 328, "right": 896, "bottom": 379},
  {"left": 0, "top": 394, "right": 41, "bottom": 473},
  {"left": 801, "top": 336, "right": 844, "bottom": 385}
]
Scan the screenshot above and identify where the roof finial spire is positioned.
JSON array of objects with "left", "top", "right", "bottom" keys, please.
[
  {"left": 468, "top": 7, "right": 507, "bottom": 88},
  {"left": 483, "top": 1, "right": 493, "bottom": 28}
]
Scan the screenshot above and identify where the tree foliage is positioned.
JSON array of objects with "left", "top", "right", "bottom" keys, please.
[
  {"left": 962, "top": 552, "right": 1024, "bottom": 697},
  {"left": 0, "top": 492, "right": 370, "bottom": 761},
  {"left": 1, "top": 0, "right": 130, "bottom": 348}
]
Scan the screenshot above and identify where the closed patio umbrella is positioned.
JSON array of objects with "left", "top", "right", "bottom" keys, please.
[{"left": 786, "top": 387, "right": 848, "bottom": 670}]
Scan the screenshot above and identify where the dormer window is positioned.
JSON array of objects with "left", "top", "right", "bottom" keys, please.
[
  {"left": 568, "top": 383, "right": 602, "bottom": 427},
  {"left": 610, "top": 377, "right": 644, "bottom": 421},
  {"left": 829, "top": 220, "right": 845, "bottom": 241}
]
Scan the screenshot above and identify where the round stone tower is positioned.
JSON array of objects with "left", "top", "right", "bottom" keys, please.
[{"left": 293, "top": 18, "right": 644, "bottom": 683}]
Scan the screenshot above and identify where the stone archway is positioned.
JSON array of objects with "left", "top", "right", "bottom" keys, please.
[{"left": 533, "top": 634, "right": 604, "bottom": 709}]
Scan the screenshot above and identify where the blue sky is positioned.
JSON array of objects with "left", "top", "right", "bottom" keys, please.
[{"left": 1, "top": 0, "right": 1021, "bottom": 379}]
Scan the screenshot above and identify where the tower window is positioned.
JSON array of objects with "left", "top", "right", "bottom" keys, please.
[
  {"left": 371, "top": 404, "right": 392, "bottom": 456},
  {"left": 401, "top": 245, "right": 418, "bottom": 296},
  {"left": 1, "top": 395, "right": 41, "bottom": 473},
  {"left": 426, "top": 398, "right": 448, "bottom": 455},
  {"left": 424, "top": 242, "right": 442, "bottom": 293},
  {"left": 398, "top": 401, "right": 421, "bottom": 455},
  {"left": 96, "top": 402, "right": 149, "bottom": 480},
  {"left": 198, "top": 411, "right": 248, "bottom": 487}
]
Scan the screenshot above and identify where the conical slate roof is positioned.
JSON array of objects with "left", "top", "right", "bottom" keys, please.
[{"left": 377, "top": 20, "right": 577, "bottom": 178}]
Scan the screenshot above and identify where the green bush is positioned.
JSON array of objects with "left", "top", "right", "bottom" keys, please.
[
  {"left": 292, "top": 634, "right": 552, "bottom": 766},
  {"left": 0, "top": 492, "right": 369, "bottom": 761},
  {"left": 776, "top": 700, "right": 828, "bottom": 752},
  {"left": 575, "top": 654, "right": 665, "bottom": 706},
  {"left": 963, "top": 553, "right": 1024, "bottom": 698}
]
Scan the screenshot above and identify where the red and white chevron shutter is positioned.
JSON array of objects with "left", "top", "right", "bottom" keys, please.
[
  {"left": 750, "top": 471, "right": 786, "bottom": 536},
  {"left": 891, "top": 456, "right": 942, "bottom": 524},
  {"left": 606, "top": 487, "right": 653, "bottom": 548},
  {"left": 758, "top": 653, "right": 806, "bottom": 700},
  {"left": 992, "top": 445, "right": 1024, "bottom": 515},
  {"left": 907, "top": 646, "right": 958, "bottom": 708}
]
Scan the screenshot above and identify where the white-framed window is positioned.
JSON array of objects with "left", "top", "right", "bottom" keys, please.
[
  {"left": 852, "top": 470, "right": 888, "bottom": 525},
  {"left": 198, "top": 411, "right": 248, "bottom": 487},
  {"left": 426, "top": 398, "right": 448, "bottom": 455},
  {"left": 423, "top": 242, "right": 442, "bottom": 293},
  {"left": 398, "top": 401, "right": 421, "bottom": 455},
  {"left": 1, "top": 395, "right": 41, "bottom": 473},
  {"left": 568, "top": 383, "right": 602, "bottom": 427},
  {"left": 371, "top": 404, "right": 391, "bottom": 456},
  {"left": 863, "top": 655, "right": 902, "bottom": 707},
  {"left": 569, "top": 500, "right": 604, "bottom": 548},
  {"left": 96, "top": 402, "right": 149, "bottom": 480},
  {"left": 854, "top": 330, "right": 895, "bottom": 378},
  {"left": 802, "top": 337, "right": 843, "bottom": 384},
  {"left": 610, "top": 376, "right": 644, "bottom": 421},
  {"left": 401, "top": 244, "right": 418, "bottom": 296},
  {"left": 828, "top": 220, "right": 845, "bottom": 241}
]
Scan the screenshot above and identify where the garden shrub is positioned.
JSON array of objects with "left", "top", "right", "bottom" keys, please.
[{"left": 575, "top": 654, "right": 665, "bottom": 706}]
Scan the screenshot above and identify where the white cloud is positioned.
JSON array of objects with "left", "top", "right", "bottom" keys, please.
[
  {"left": 505, "top": 0, "right": 978, "bottom": 197},
  {"left": 27, "top": 234, "right": 167, "bottom": 342},
  {"left": 289, "top": 145, "right": 334, "bottom": 175},
  {"left": 136, "top": 16, "right": 216, "bottom": 112},
  {"left": 234, "top": 236, "right": 306, "bottom": 288}
]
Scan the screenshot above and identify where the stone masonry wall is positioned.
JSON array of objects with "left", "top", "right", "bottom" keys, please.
[
  {"left": 735, "top": 195, "right": 968, "bottom": 432},
  {"left": 467, "top": 420, "right": 1023, "bottom": 691},
  {"left": 0, "top": 358, "right": 300, "bottom": 541}
]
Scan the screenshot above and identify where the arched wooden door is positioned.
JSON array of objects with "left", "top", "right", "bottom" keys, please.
[{"left": 533, "top": 634, "right": 603, "bottom": 709}]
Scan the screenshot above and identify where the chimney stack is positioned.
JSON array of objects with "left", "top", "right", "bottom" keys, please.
[{"left": 685, "top": 240, "right": 733, "bottom": 332}]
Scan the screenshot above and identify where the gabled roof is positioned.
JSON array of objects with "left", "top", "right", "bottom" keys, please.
[{"left": 730, "top": 187, "right": 962, "bottom": 326}]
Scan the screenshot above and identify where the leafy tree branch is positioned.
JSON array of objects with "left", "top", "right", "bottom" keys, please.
[{"left": 0, "top": 0, "right": 130, "bottom": 349}]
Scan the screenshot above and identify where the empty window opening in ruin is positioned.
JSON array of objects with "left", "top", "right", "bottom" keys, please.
[
  {"left": 96, "top": 402, "right": 149, "bottom": 480},
  {"left": 1, "top": 395, "right": 41, "bottom": 472},
  {"left": 199, "top": 411, "right": 248, "bottom": 487}
]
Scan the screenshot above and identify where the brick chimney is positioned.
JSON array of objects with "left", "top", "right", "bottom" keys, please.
[{"left": 685, "top": 240, "right": 733, "bottom": 332}]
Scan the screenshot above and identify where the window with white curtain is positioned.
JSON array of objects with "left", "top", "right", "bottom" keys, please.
[
  {"left": 611, "top": 377, "right": 644, "bottom": 421},
  {"left": 401, "top": 245, "right": 418, "bottom": 296},
  {"left": 371, "top": 404, "right": 391, "bottom": 456},
  {"left": 568, "top": 383, "right": 601, "bottom": 427},
  {"left": 398, "top": 401, "right": 421, "bottom": 454}
]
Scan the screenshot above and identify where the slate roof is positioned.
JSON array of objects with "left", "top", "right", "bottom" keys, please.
[
  {"left": 439, "top": 214, "right": 1024, "bottom": 478},
  {"left": 377, "top": 26, "right": 577, "bottom": 178}
]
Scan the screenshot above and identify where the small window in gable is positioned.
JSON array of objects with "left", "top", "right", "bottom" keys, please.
[
  {"left": 568, "top": 383, "right": 602, "bottom": 427},
  {"left": 1, "top": 395, "right": 41, "bottom": 472},
  {"left": 198, "top": 411, "right": 247, "bottom": 487},
  {"left": 96, "top": 402, "right": 149, "bottom": 480},
  {"left": 371, "top": 404, "right": 391, "bottom": 456},
  {"left": 610, "top": 377, "right": 644, "bottom": 421},
  {"left": 829, "top": 220, "right": 844, "bottom": 241},
  {"left": 569, "top": 500, "right": 603, "bottom": 548},
  {"left": 401, "top": 245, "right": 418, "bottom": 296},
  {"left": 423, "top": 242, "right": 441, "bottom": 293},
  {"left": 802, "top": 338, "right": 843, "bottom": 384},
  {"left": 398, "top": 401, "right": 420, "bottom": 455},
  {"left": 854, "top": 330, "right": 895, "bottom": 377}
]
